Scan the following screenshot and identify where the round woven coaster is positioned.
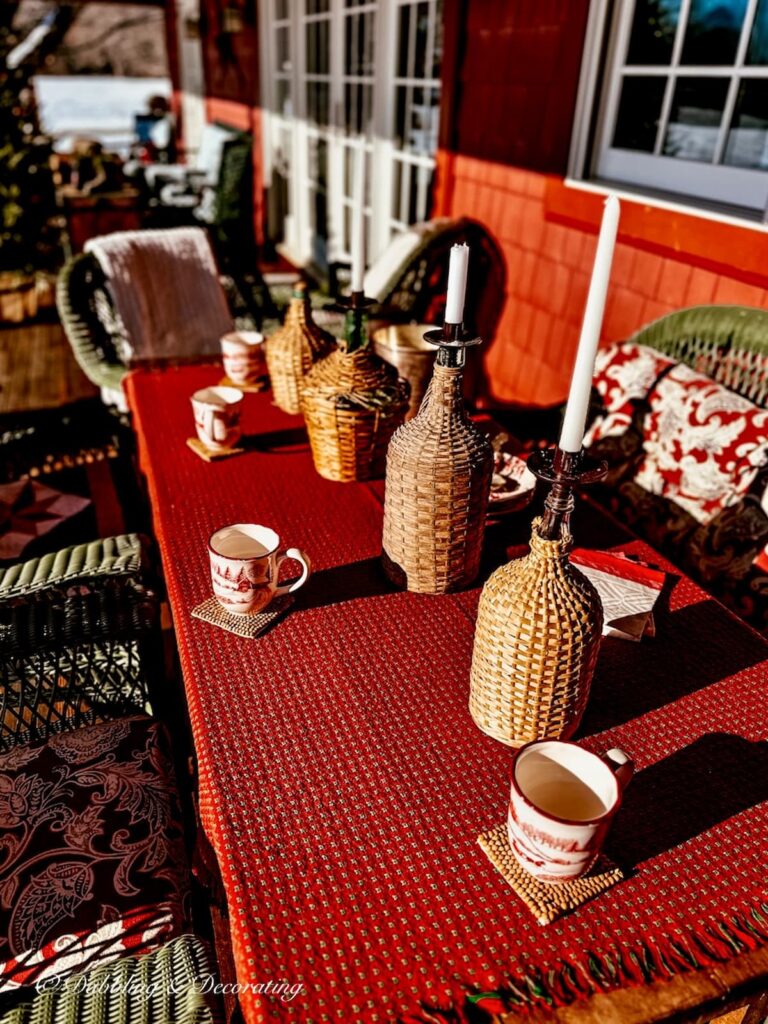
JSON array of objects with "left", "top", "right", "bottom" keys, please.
[
  {"left": 477, "top": 821, "right": 624, "bottom": 925},
  {"left": 191, "top": 595, "right": 294, "bottom": 638}
]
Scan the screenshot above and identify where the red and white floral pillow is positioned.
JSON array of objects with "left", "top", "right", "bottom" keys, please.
[
  {"left": 584, "top": 342, "right": 676, "bottom": 446},
  {"left": 634, "top": 363, "right": 768, "bottom": 524}
]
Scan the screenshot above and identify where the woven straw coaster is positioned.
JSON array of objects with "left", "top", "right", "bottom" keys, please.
[
  {"left": 219, "top": 376, "right": 269, "bottom": 393},
  {"left": 478, "top": 822, "right": 625, "bottom": 925},
  {"left": 186, "top": 437, "right": 246, "bottom": 462},
  {"left": 191, "top": 595, "right": 294, "bottom": 638}
]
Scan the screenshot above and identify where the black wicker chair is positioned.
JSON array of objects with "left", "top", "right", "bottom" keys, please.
[{"left": 0, "top": 534, "right": 162, "bottom": 751}]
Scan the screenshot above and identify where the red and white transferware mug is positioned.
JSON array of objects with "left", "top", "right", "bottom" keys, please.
[
  {"left": 209, "top": 524, "right": 311, "bottom": 616},
  {"left": 191, "top": 386, "right": 243, "bottom": 450},
  {"left": 220, "top": 330, "right": 267, "bottom": 386},
  {"left": 507, "top": 740, "right": 634, "bottom": 883}
]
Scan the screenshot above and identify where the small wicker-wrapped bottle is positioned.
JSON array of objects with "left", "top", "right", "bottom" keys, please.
[
  {"left": 382, "top": 354, "right": 493, "bottom": 593},
  {"left": 469, "top": 449, "right": 605, "bottom": 747},
  {"left": 265, "top": 282, "right": 335, "bottom": 414},
  {"left": 301, "top": 306, "right": 409, "bottom": 482}
]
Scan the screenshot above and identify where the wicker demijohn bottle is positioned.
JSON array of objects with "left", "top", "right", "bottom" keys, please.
[
  {"left": 301, "top": 301, "right": 409, "bottom": 482},
  {"left": 382, "top": 326, "right": 493, "bottom": 593},
  {"left": 468, "top": 450, "right": 604, "bottom": 746},
  {"left": 265, "top": 282, "right": 335, "bottom": 414}
]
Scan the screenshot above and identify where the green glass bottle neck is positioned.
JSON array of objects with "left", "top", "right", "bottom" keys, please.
[{"left": 342, "top": 309, "right": 369, "bottom": 354}]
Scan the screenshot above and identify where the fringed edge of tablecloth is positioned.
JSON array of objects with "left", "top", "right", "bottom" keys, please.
[{"left": 398, "top": 900, "right": 768, "bottom": 1023}]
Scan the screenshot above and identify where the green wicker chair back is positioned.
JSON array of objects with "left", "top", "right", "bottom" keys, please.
[
  {"left": 0, "top": 574, "right": 159, "bottom": 750},
  {"left": 0, "top": 935, "right": 222, "bottom": 1024},
  {"left": 376, "top": 218, "right": 506, "bottom": 340},
  {"left": 0, "top": 535, "right": 160, "bottom": 750},
  {"left": 213, "top": 134, "right": 253, "bottom": 230},
  {"left": 56, "top": 253, "right": 129, "bottom": 394},
  {"left": 0, "top": 534, "right": 142, "bottom": 598},
  {"left": 628, "top": 304, "right": 768, "bottom": 408}
]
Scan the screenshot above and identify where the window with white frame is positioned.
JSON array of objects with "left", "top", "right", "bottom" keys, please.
[
  {"left": 259, "top": 0, "right": 443, "bottom": 270},
  {"left": 579, "top": 0, "right": 768, "bottom": 214}
]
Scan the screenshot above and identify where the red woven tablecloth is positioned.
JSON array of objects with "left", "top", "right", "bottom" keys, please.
[{"left": 126, "top": 364, "right": 768, "bottom": 1024}]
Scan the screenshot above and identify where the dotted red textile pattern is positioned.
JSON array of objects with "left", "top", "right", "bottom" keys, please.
[{"left": 125, "top": 364, "right": 768, "bottom": 1023}]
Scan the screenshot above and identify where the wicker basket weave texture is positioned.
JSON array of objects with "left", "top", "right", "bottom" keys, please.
[
  {"left": 301, "top": 347, "right": 409, "bottom": 482},
  {"left": 469, "top": 519, "right": 603, "bottom": 746},
  {"left": 264, "top": 285, "right": 335, "bottom": 414},
  {"left": 382, "top": 363, "right": 493, "bottom": 593}
]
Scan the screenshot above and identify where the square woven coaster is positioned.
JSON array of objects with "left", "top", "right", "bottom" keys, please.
[
  {"left": 478, "top": 822, "right": 624, "bottom": 925},
  {"left": 186, "top": 437, "right": 246, "bottom": 462},
  {"left": 191, "top": 595, "right": 294, "bottom": 638},
  {"left": 219, "top": 376, "right": 269, "bottom": 393}
]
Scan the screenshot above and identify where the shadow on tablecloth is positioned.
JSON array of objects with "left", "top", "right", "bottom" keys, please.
[
  {"left": 298, "top": 556, "right": 397, "bottom": 610},
  {"left": 606, "top": 733, "right": 768, "bottom": 869},
  {"left": 580, "top": 599, "right": 768, "bottom": 734}
]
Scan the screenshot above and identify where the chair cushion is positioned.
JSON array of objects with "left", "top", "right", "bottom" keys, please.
[
  {"left": 584, "top": 342, "right": 676, "bottom": 445},
  {"left": 0, "top": 717, "right": 188, "bottom": 990},
  {"left": 634, "top": 363, "right": 768, "bottom": 524}
]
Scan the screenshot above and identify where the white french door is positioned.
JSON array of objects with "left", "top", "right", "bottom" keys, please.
[{"left": 259, "top": 0, "right": 443, "bottom": 270}]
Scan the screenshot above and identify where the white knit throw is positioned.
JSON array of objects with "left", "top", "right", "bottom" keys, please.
[{"left": 85, "top": 227, "right": 233, "bottom": 361}]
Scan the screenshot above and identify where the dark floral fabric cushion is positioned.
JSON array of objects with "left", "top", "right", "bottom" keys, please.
[{"left": 0, "top": 717, "right": 188, "bottom": 991}]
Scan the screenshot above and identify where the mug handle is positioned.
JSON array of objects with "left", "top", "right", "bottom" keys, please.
[
  {"left": 275, "top": 548, "right": 311, "bottom": 596},
  {"left": 602, "top": 748, "right": 635, "bottom": 791}
]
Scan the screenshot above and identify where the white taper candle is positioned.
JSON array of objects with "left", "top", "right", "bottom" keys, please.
[
  {"left": 445, "top": 243, "right": 470, "bottom": 324},
  {"left": 351, "top": 146, "right": 366, "bottom": 294},
  {"left": 559, "top": 194, "right": 620, "bottom": 453}
]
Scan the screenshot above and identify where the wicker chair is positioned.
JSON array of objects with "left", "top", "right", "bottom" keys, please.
[
  {"left": 0, "top": 538, "right": 198, "bottom": 1004},
  {"left": 0, "top": 935, "right": 222, "bottom": 1024},
  {"left": 56, "top": 253, "right": 131, "bottom": 408},
  {"left": 628, "top": 304, "right": 768, "bottom": 406},
  {"left": 585, "top": 304, "right": 768, "bottom": 634},
  {"left": 273, "top": 217, "right": 506, "bottom": 338},
  {"left": 0, "top": 533, "right": 161, "bottom": 751}
]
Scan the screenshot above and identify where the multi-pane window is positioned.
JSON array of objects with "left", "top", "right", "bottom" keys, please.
[
  {"left": 391, "top": 0, "right": 442, "bottom": 233},
  {"left": 589, "top": 0, "right": 768, "bottom": 213},
  {"left": 260, "top": 0, "right": 443, "bottom": 269}
]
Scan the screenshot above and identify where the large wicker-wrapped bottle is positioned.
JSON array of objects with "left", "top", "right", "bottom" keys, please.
[
  {"left": 301, "top": 305, "right": 409, "bottom": 482},
  {"left": 382, "top": 339, "right": 493, "bottom": 594},
  {"left": 265, "top": 282, "right": 335, "bottom": 414},
  {"left": 469, "top": 449, "right": 605, "bottom": 747}
]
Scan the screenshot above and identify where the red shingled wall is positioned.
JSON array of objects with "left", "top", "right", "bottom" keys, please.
[
  {"left": 436, "top": 0, "right": 768, "bottom": 408},
  {"left": 165, "top": 0, "right": 264, "bottom": 243}
]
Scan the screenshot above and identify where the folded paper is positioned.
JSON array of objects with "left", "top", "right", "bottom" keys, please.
[{"left": 571, "top": 549, "right": 665, "bottom": 641}]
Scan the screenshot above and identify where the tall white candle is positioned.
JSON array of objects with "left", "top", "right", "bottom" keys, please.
[
  {"left": 559, "top": 195, "right": 620, "bottom": 453},
  {"left": 445, "top": 243, "right": 469, "bottom": 324},
  {"left": 351, "top": 146, "right": 366, "bottom": 294}
]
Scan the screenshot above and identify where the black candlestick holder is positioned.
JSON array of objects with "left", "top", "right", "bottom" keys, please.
[{"left": 527, "top": 446, "right": 608, "bottom": 541}]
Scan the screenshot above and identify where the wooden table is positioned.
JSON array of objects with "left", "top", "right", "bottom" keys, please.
[{"left": 126, "top": 362, "right": 768, "bottom": 1024}]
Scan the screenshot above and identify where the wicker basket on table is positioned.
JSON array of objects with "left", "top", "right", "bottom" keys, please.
[
  {"left": 301, "top": 309, "right": 410, "bottom": 482},
  {"left": 382, "top": 361, "right": 493, "bottom": 593},
  {"left": 469, "top": 517, "right": 603, "bottom": 747},
  {"left": 265, "top": 281, "right": 335, "bottom": 414}
]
